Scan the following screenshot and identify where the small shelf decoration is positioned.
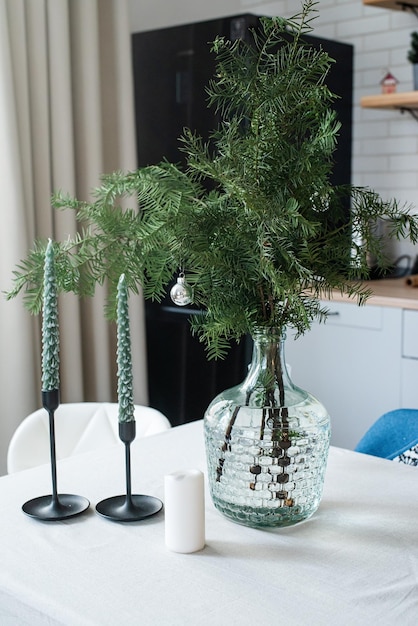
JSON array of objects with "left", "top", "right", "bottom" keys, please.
[
  {"left": 22, "top": 239, "right": 90, "bottom": 521},
  {"left": 381, "top": 71, "right": 398, "bottom": 94},
  {"left": 95, "top": 274, "right": 162, "bottom": 522}
]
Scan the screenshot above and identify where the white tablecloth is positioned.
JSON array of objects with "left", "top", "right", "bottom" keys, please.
[{"left": 0, "top": 420, "right": 417, "bottom": 626}]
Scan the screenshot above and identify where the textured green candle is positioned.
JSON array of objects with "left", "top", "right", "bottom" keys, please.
[
  {"left": 117, "top": 274, "right": 135, "bottom": 423},
  {"left": 42, "top": 239, "right": 60, "bottom": 392}
]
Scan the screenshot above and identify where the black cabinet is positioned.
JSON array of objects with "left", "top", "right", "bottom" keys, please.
[{"left": 146, "top": 301, "right": 251, "bottom": 426}]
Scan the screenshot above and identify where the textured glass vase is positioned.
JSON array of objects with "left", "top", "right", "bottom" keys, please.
[{"left": 204, "top": 328, "right": 331, "bottom": 528}]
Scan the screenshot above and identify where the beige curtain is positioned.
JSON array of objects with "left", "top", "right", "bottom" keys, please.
[{"left": 0, "top": 0, "right": 148, "bottom": 475}]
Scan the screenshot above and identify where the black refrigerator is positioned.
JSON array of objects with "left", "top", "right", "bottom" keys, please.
[{"left": 131, "top": 14, "right": 353, "bottom": 426}]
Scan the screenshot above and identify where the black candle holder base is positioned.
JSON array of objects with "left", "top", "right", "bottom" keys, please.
[
  {"left": 95, "top": 494, "right": 162, "bottom": 522},
  {"left": 21, "top": 392, "right": 90, "bottom": 521},
  {"left": 22, "top": 494, "right": 90, "bottom": 521},
  {"left": 95, "top": 422, "right": 162, "bottom": 522}
]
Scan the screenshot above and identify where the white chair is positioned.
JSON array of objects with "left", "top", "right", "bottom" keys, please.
[{"left": 7, "top": 402, "right": 171, "bottom": 473}]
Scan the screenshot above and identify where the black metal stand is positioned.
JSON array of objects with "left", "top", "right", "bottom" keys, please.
[
  {"left": 398, "top": 2, "right": 418, "bottom": 19},
  {"left": 95, "top": 421, "right": 162, "bottom": 522},
  {"left": 22, "top": 390, "right": 90, "bottom": 521}
]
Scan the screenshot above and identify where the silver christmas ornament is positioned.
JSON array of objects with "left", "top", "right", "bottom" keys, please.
[{"left": 170, "top": 273, "right": 193, "bottom": 306}]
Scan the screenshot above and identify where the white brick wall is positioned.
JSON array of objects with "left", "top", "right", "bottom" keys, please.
[{"left": 130, "top": 0, "right": 418, "bottom": 260}]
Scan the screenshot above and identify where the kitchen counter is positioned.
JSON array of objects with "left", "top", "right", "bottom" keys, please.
[
  {"left": 330, "top": 277, "right": 418, "bottom": 310},
  {"left": 286, "top": 276, "right": 418, "bottom": 449}
]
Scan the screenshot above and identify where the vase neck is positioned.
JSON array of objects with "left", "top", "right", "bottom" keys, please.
[{"left": 242, "top": 328, "right": 293, "bottom": 406}]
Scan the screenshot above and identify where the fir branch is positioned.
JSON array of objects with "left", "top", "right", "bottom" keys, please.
[{"left": 6, "top": 1, "right": 418, "bottom": 359}]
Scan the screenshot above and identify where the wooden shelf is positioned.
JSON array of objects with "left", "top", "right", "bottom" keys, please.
[
  {"left": 362, "top": 0, "right": 418, "bottom": 113},
  {"left": 361, "top": 91, "right": 418, "bottom": 110},
  {"left": 363, "top": 0, "right": 418, "bottom": 10}
]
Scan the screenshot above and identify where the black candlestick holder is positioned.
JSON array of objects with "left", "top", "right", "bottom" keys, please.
[
  {"left": 95, "top": 421, "right": 162, "bottom": 522},
  {"left": 22, "top": 390, "right": 90, "bottom": 521}
]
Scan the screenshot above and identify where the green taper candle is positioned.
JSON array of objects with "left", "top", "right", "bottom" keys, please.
[
  {"left": 41, "top": 239, "right": 60, "bottom": 392},
  {"left": 117, "top": 274, "right": 135, "bottom": 423}
]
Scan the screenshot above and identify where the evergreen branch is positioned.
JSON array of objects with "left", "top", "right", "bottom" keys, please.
[{"left": 6, "top": 1, "right": 418, "bottom": 359}]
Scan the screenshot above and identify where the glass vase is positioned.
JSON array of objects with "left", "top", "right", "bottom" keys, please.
[{"left": 204, "top": 328, "right": 331, "bottom": 528}]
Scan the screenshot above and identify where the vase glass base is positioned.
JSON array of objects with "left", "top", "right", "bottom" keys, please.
[
  {"left": 211, "top": 496, "right": 317, "bottom": 528},
  {"left": 204, "top": 329, "right": 331, "bottom": 529},
  {"left": 205, "top": 409, "right": 329, "bottom": 528}
]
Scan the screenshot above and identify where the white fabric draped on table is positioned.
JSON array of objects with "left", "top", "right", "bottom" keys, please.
[{"left": 0, "top": 420, "right": 417, "bottom": 626}]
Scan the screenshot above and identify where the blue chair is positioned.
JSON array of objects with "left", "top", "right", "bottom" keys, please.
[{"left": 355, "top": 408, "right": 418, "bottom": 461}]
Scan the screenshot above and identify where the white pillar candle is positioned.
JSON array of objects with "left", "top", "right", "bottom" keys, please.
[{"left": 164, "top": 469, "right": 205, "bottom": 553}]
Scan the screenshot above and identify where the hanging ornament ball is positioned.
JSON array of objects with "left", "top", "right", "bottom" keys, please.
[{"left": 170, "top": 274, "right": 193, "bottom": 306}]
